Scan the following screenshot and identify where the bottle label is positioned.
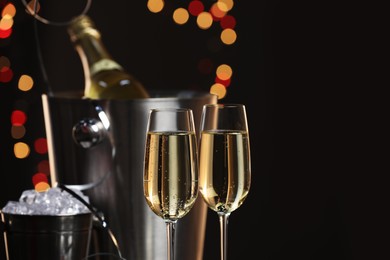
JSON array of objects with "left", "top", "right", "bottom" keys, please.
[{"left": 91, "top": 59, "right": 123, "bottom": 74}]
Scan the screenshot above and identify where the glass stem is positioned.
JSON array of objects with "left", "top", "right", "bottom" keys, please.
[
  {"left": 218, "top": 213, "right": 230, "bottom": 260},
  {"left": 166, "top": 220, "right": 177, "bottom": 260}
]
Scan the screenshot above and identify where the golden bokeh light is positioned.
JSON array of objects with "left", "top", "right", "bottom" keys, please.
[
  {"left": 35, "top": 182, "right": 50, "bottom": 192},
  {"left": 0, "top": 16, "right": 14, "bottom": 31},
  {"left": 218, "top": 0, "right": 234, "bottom": 12},
  {"left": 11, "top": 125, "right": 26, "bottom": 139},
  {"left": 216, "top": 1, "right": 229, "bottom": 12},
  {"left": 18, "top": 74, "right": 34, "bottom": 91},
  {"left": 210, "top": 83, "right": 227, "bottom": 99},
  {"left": 1, "top": 3, "right": 16, "bottom": 17},
  {"left": 196, "top": 12, "right": 213, "bottom": 30},
  {"left": 221, "top": 28, "right": 237, "bottom": 45},
  {"left": 173, "top": 8, "right": 189, "bottom": 25},
  {"left": 14, "top": 142, "right": 30, "bottom": 159},
  {"left": 144, "top": 0, "right": 237, "bottom": 99},
  {"left": 216, "top": 64, "right": 233, "bottom": 80},
  {"left": 147, "top": 0, "right": 165, "bottom": 13}
]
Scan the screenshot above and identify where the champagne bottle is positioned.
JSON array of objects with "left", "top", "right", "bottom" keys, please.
[{"left": 67, "top": 15, "right": 150, "bottom": 99}]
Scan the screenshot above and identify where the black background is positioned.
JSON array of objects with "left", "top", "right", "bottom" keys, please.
[{"left": 1, "top": 0, "right": 385, "bottom": 259}]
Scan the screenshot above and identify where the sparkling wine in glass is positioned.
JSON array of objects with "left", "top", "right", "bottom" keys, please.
[
  {"left": 143, "top": 108, "right": 199, "bottom": 260},
  {"left": 199, "top": 104, "right": 251, "bottom": 260}
]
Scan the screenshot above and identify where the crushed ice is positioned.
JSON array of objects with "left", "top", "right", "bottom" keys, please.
[{"left": 1, "top": 187, "right": 90, "bottom": 215}]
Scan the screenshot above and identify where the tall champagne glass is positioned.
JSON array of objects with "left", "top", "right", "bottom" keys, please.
[
  {"left": 143, "top": 108, "right": 199, "bottom": 260},
  {"left": 199, "top": 104, "right": 251, "bottom": 260}
]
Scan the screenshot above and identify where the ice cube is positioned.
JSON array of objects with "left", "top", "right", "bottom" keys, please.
[{"left": 1, "top": 187, "right": 91, "bottom": 216}]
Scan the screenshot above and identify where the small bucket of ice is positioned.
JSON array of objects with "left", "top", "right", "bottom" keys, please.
[{"left": 0, "top": 187, "right": 93, "bottom": 260}]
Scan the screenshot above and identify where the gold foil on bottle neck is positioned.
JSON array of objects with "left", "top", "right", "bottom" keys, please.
[{"left": 68, "top": 15, "right": 101, "bottom": 42}]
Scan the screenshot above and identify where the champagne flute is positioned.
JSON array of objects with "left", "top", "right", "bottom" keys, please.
[
  {"left": 143, "top": 108, "right": 199, "bottom": 260},
  {"left": 198, "top": 104, "right": 251, "bottom": 260}
]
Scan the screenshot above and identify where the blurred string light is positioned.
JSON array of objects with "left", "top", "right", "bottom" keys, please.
[
  {"left": 197, "top": 11, "right": 213, "bottom": 29},
  {"left": 0, "top": 1, "right": 14, "bottom": 39},
  {"left": 0, "top": 55, "right": 13, "bottom": 82},
  {"left": 147, "top": 0, "right": 164, "bottom": 13},
  {"left": 18, "top": 74, "right": 34, "bottom": 91},
  {"left": 172, "top": 8, "right": 189, "bottom": 25},
  {"left": 146, "top": 0, "right": 237, "bottom": 99},
  {"left": 1, "top": 1, "right": 50, "bottom": 190},
  {"left": 34, "top": 160, "right": 50, "bottom": 191},
  {"left": 32, "top": 172, "right": 50, "bottom": 192}
]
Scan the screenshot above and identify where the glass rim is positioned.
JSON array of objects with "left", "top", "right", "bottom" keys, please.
[
  {"left": 150, "top": 107, "right": 193, "bottom": 113},
  {"left": 203, "top": 103, "right": 245, "bottom": 108}
]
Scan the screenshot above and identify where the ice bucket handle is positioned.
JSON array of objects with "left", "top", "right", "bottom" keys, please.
[
  {"left": 58, "top": 184, "right": 123, "bottom": 258},
  {"left": 71, "top": 101, "right": 110, "bottom": 149}
]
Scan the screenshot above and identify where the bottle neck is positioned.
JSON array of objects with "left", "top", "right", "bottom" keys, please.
[
  {"left": 73, "top": 34, "right": 123, "bottom": 76},
  {"left": 72, "top": 33, "right": 124, "bottom": 97}
]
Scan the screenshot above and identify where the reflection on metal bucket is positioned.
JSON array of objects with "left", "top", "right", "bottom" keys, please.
[
  {"left": 1, "top": 211, "right": 93, "bottom": 260},
  {"left": 42, "top": 90, "right": 217, "bottom": 260}
]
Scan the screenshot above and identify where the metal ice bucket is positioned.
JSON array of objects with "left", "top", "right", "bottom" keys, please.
[
  {"left": 1, "top": 211, "right": 93, "bottom": 260},
  {"left": 41, "top": 90, "right": 217, "bottom": 260}
]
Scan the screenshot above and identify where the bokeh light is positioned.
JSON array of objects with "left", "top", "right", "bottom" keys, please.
[
  {"left": 197, "top": 11, "right": 213, "bottom": 30},
  {"left": 1, "top": 3, "right": 16, "bottom": 17},
  {"left": 146, "top": 0, "right": 237, "bottom": 99},
  {"left": 173, "top": 8, "right": 189, "bottom": 25},
  {"left": 147, "top": 0, "right": 164, "bottom": 13},
  {"left": 11, "top": 125, "right": 26, "bottom": 139},
  {"left": 216, "top": 64, "right": 232, "bottom": 81},
  {"left": 215, "top": 76, "right": 231, "bottom": 87},
  {"left": 0, "top": 15, "right": 13, "bottom": 30},
  {"left": 14, "top": 142, "right": 30, "bottom": 159},
  {"left": 11, "top": 110, "right": 27, "bottom": 126},
  {"left": 220, "top": 15, "right": 236, "bottom": 29},
  {"left": 34, "top": 182, "right": 50, "bottom": 192},
  {"left": 37, "top": 160, "right": 50, "bottom": 175},
  {"left": 0, "top": 56, "right": 10, "bottom": 68},
  {"left": 219, "top": 0, "right": 234, "bottom": 12},
  {"left": 210, "top": 83, "right": 227, "bottom": 99},
  {"left": 0, "top": 2, "right": 15, "bottom": 39},
  {"left": 18, "top": 74, "right": 34, "bottom": 91},
  {"left": 32, "top": 172, "right": 48, "bottom": 186},
  {"left": 220, "top": 28, "right": 237, "bottom": 45},
  {"left": 0, "top": 65, "right": 13, "bottom": 82},
  {"left": 2, "top": 1, "right": 50, "bottom": 192},
  {"left": 0, "top": 56, "right": 13, "bottom": 83},
  {"left": 188, "top": 0, "right": 204, "bottom": 16},
  {"left": 0, "top": 27, "right": 12, "bottom": 38},
  {"left": 34, "top": 137, "right": 48, "bottom": 154},
  {"left": 210, "top": 2, "right": 227, "bottom": 20}
]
